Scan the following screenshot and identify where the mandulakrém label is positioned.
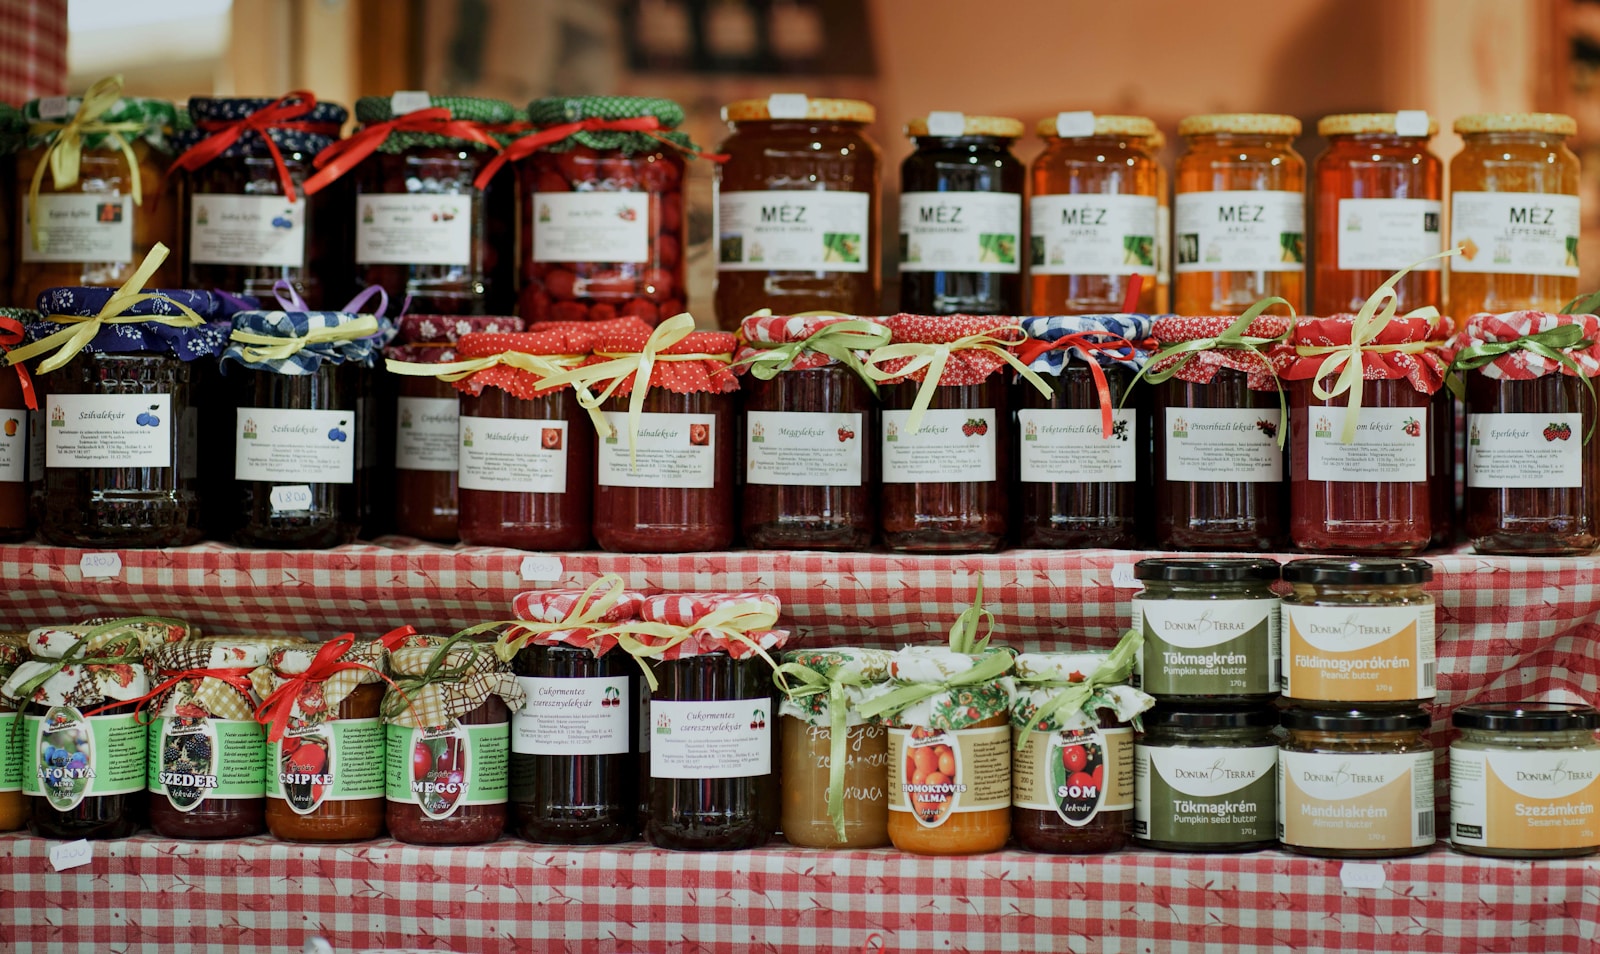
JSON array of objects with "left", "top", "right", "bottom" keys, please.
[{"left": 1279, "top": 749, "right": 1435, "bottom": 851}]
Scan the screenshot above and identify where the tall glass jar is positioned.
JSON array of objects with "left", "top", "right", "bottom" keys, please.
[
  {"left": 0, "top": 633, "right": 29, "bottom": 832},
  {"left": 0, "top": 308, "right": 37, "bottom": 542},
  {"left": 0, "top": 104, "right": 23, "bottom": 303},
  {"left": 1142, "top": 130, "right": 1172, "bottom": 313},
  {"left": 899, "top": 112, "right": 1024, "bottom": 315},
  {"left": 1131, "top": 558, "right": 1281, "bottom": 703},
  {"left": 1448, "top": 114, "right": 1580, "bottom": 317},
  {"left": 1029, "top": 113, "right": 1160, "bottom": 315},
  {"left": 1134, "top": 706, "right": 1278, "bottom": 852},
  {"left": 1175, "top": 114, "right": 1305, "bottom": 315},
  {"left": 1312, "top": 112, "right": 1443, "bottom": 315},
  {"left": 715, "top": 95, "right": 881, "bottom": 328},
  {"left": 1430, "top": 318, "right": 1458, "bottom": 549},
  {"left": 1280, "top": 558, "right": 1435, "bottom": 708},
  {"left": 1450, "top": 702, "right": 1600, "bottom": 858},
  {"left": 1278, "top": 707, "right": 1434, "bottom": 858}
]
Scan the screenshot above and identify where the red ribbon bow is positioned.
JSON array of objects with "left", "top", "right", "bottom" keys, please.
[
  {"left": 253, "top": 626, "right": 415, "bottom": 742},
  {"left": 0, "top": 313, "right": 36, "bottom": 410},
  {"left": 170, "top": 91, "right": 323, "bottom": 202},
  {"left": 84, "top": 666, "right": 259, "bottom": 722},
  {"left": 473, "top": 115, "right": 726, "bottom": 190},
  {"left": 1014, "top": 331, "right": 1154, "bottom": 438},
  {"left": 301, "top": 108, "right": 503, "bottom": 196}
]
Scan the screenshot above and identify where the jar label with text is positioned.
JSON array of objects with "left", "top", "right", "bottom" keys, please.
[
  {"left": 1135, "top": 597, "right": 1280, "bottom": 695},
  {"left": 268, "top": 717, "right": 385, "bottom": 814},
  {"left": 235, "top": 408, "right": 356, "bottom": 484},
  {"left": 1450, "top": 192, "right": 1580, "bottom": 277},
  {"left": 1279, "top": 749, "right": 1435, "bottom": 850},
  {"left": 1467, "top": 412, "right": 1583, "bottom": 489},
  {"left": 1307, "top": 406, "right": 1428, "bottom": 483},
  {"left": 356, "top": 194, "right": 473, "bottom": 266},
  {"left": 0, "top": 711, "right": 19, "bottom": 792},
  {"left": 1012, "top": 726, "right": 1132, "bottom": 826},
  {"left": 650, "top": 698, "right": 771, "bottom": 780},
  {"left": 395, "top": 396, "right": 459, "bottom": 473},
  {"left": 513, "top": 676, "right": 629, "bottom": 756},
  {"left": 1336, "top": 198, "right": 1443, "bottom": 271},
  {"left": 597, "top": 411, "right": 716, "bottom": 489},
  {"left": 1164, "top": 407, "right": 1282, "bottom": 482},
  {"left": 889, "top": 724, "right": 1010, "bottom": 827},
  {"left": 717, "top": 190, "right": 870, "bottom": 273},
  {"left": 0, "top": 408, "right": 27, "bottom": 482},
  {"left": 459, "top": 416, "right": 568, "bottom": 493},
  {"left": 532, "top": 191, "right": 649, "bottom": 264},
  {"left": 384, "top": 721, "right": 509, "bottom": 818},
  {"left": 1175, "top": 190, "right": 1305, "bottom": 273},
  {"left": 1156, "top": 203, "right": 1171, "bottom": 284},
  {"left": 147, "top": 716, "right": 266, "bottom": 809},
  {"left": 899, "top": 191, "right": 1021, "bottom": 274},
  {"left": 21, "top": 193, "right": 133, "bottom": 263},
  {"left": 1283, "top": 603, "right": 1436, "bottom": 702},
  {"left": 188, "top": 194, "right": 307, "bottom": 267},
  {"left": 1135, "top": 743, "right": 1277, "bottom": 844},
  {"left": 28, "top": 409, "right": 44, "bottom": 481},
  {"left": 1030, "top": 193, "right": 1158, "bottom": 276},
  {"left": 745, "top": 410, "right": 862, "bottom": 486},
  {"left": 23, "top": 707, "right": 146, "bottom": 809},
  {"left": 881, "top": 407, "right": 995, "bottom": 484},
  {"left": 1018, "top": 408, "right": 1136, "bottom": 483},
  {"left": 1450, "top": 746, "right": 1600, "bottom": 850},
  {"left": 797, "top": 721, "right": 889, "bottom": 807},
  {"left": 47, "top": 393, "right": 172, "bottom": 469}
]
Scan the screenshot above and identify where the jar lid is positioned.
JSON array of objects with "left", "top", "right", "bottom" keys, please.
[
  {"left": 1035, "top": 113, "right": 1157, "bottom": 139},
  {"left": 723, "top": 95, "right": 875, "bottom": 124},
  {"left": 1179, "top": 113, "right": 1301, "bottom": 137},
  {"left": 1454, "top": 112, "right": 1577, "bottom": 137},
  {"left": 1318, "top": 112, "right": 1439, "bottom": 137},
  {"left": 1135, "top": 557, "right": 1280, "bottom": 584},
  {"left": 905, "top": 113, "right": 1024, "bottom": 139},
  {"left": 1453, "top": 701, "right": 1600, "bottom": 732},
  {"left": 1146, "top": 130, "right": 1166, "bottom": 151},
  {"left": 24, "top": 95, "right": 178, "bottom": 149},
  {"left": 1281, "top": 707, "right": 1432, "bottom": 732},
  {"left": 1144, "top": 705, "right": 1279, "bottom": 730},
  {"left": 356, "top": 94, "right": 515, "bottom": 125},
  {"left": 1280, "top": 557, "right": 1433, "bottom": 586}
]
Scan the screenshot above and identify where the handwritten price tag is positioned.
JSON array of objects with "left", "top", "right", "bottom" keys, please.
[
  {"left": 78, "top": 552, "right": 122, "bottom": 579},
  {"left": 49, "top": 839, "right": 93, "bottom": 871},
  {"left": 270, "top": 485, "right": 314, "bottom": 513},
  {"left": 37, "top": 96, "right": 71, "bottom": 120},
  {"left": 1110, "top": 563, "right": 1140, "bottom": 588},
  {"left": 1339, "top": 862, "right": 1386, "bottom": 890},
  {"left": 519, "top": 555, "right": 563, "bottom": 582},
  {"left": 766, "top": 93, "right": 809, "bottom": 119}
]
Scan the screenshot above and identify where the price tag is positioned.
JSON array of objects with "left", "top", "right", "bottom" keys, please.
[
  {"left": 1056, "top": 111, "right": 1096, "bottom": 138},
  {"left": 37, "top": 96, "right": 72, "bottom": 120},
  {"left": 1339, "top": 862, "right": 1386, "bottom": 890},
  {"left": 390, "top": 90, "right": 432, "bottom": 115},
  {"left": 1110, "top": 563, "right": 1140, "bottom": 589},
  {"left": 78, "top": 552, "right": 122, "bottom": 579},
  {"left": 269, "top": 485, "right": 314, "bottom": 513},
  {"left": 519, "top": 555, "right": 563, "bottom": 582},
  {"left": 925, "top": 111, "right": 966, "bottom": 137},
  {"left": 766, "top": 93, "right": 810, "bottom": 120},
  {"left": 49, "top": 839, "right": 93, "bottom": 871},
  {"left": 1394, "top": 110, "right": 1430, "bottom": 137}
]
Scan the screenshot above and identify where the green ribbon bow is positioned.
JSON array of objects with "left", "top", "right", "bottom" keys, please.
[
  {"left": 1561, "top": 291, "right": 1600, "bottom": 317},
  {"left": 379, "top": 633, "right": 481, "bottom": 721},
  {"left": 1013, "top": 629, "right": 1142, "bottom": 750},
  {"left": 772, "top": 658, "right": 878, "bottom": 842},
  {"left": 1447, "top": 323, "right": 1597, "bottom": 443},
  {"left": 3, "top": 615, "right": 181, "bottom": 717},
  {"left": 948, "top": 578, "right": 995, "bottom": 655},
  {"left": 854, "top": 648, "right": 1013, "bottom": 725},
  {"left": 731, "top": 315, "right": 892, "bottom": 394}
]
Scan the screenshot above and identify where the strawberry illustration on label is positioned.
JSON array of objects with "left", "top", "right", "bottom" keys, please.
[{"left": 1402, "top": 417, "right": 1422, "bottom": 438}]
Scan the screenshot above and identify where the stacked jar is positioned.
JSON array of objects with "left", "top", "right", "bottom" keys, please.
[{"left": 0, "top": 632, "right": 28, "bottom": 832}]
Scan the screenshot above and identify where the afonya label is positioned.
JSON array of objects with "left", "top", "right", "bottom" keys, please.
[
  {"left": 148, "top": 716, "right": 268, "bottom": 811},
  {"left": 270, "top": 717, "right": 384, "bottom": 815},
  {"left": 1135, "top": 597, "right": 1280, "bottom": 696},
  {"left": 1283, "top": 603, "right": 1436, "bottom": 702},
  {"left": 1011, "top": 726, "right": 1133, "bottom": 826},
  {"left": 1134, "top": 744, "right": 1277, "bottom": 845},
  {"left": 383, "top": 721, "right": 510, "bottom": 819},
  {"left": 887, "top": 724, "right": 1010, "bottom": 828},
  {"left": 24, "top": 706, "right": 147, "bottom": 809},
  {"left": 1278, "top": 749, "right": 1435, "bottom": 850},
  {"left": 1450, "top": 747, "right": 1600, "bottom": 851}
]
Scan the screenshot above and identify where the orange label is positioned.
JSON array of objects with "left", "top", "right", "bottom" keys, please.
[
  {"left": 1278, "top": 750, "right": 1434, "bottom": 850},
  {"left": 1283, "top": 604, "right": 1434, "bottom": 702},
  {"left": 1450, "top": 748, "right": 1600, "bottom": 850},
  {"left": 887, "top": 725, "right": 1010, "bottom": 827}
]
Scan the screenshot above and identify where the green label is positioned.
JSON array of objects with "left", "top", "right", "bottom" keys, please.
[
  {"left": 1134, "top": 743, "right": 1277, "bottom": 845},
  {"left": 1135, "top": 597, "right": 1280, "bottom": 696},
  {"left": 267, "top": 717, "right": 384, "bottom": 813},
  {"left": 383, "top": 721, "right": 509, "bottom": 817},
  {"left": 147, "top": 717, "right": 266, "bottom": 807},
  {"left": 0, "top": 711, "right": 21, "bottom": 792},
  {"left": 22, "top": 707, "right": 146, "bottom": 808}
]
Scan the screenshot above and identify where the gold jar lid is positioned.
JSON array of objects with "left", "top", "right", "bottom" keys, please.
[
  {"left": 1036, "top": 112, "right": 1157, "bottom": 139},
  {"left": 1146, "top": 129, "right": 1166, "bottom": 151},
  {"left": 905, "top": 112, "right": 1024, "bottom": 138},
  {"left": 1179, "top": 113, "right": 1301, "bottom": 137},
  {"left": 723, "top": 95, "right": 875, "bottom": 124},
  {"left": 1453, "top": 112, "right": 1576, "bottom": 136},
  {"left": 1318, "top": 111, "right": 1438, "bottom": 137}
]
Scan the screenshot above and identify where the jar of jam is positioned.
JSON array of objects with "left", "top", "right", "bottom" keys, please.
[
  {"left": 1450, "top": 702, "right": 1600, "bottom": 858},
  {"left": 1132, "top": 558, "right": 1281, "bottom": 703},
  {"left": 0, "top": 308, "right": 38, "bottom": 543},
  {"left": 172, "top": 95, "right": 349, "bottom": 307},
  {"left": 1280, "top": 558, "right": 1435, "bottom": 707},
  {"left": 1029, "top": 112, "right": 1160, "bottom": 315},
  {"left": 1016, "top": 314, "right": 1155, "bottom": 548},
  {"left": 1430, "top": 318, "right": 1458, "bottom": 549},
  {"left": 0, "top": 633, "right": 29, "bottom": 831},
  {"left": 775, "top": 647, "right": 894, "bottom": 849},
  {"left": 15, "top": 84, "right": 178, "bottom": 305},
  {"left": 0, "top": 104, "right": 24, "bottom": 300},
  {"left": 735, "top": 312, "right": 886, "bottom": 549},
  {"left": 1455, "top": 311, "right": 1600, "bottom": 554},
  {"left": 1145, "top": 313, "right": 1291, "bottom": 550},
  {"left": 1448, "top": 114, "right": 1580, "bottom": 317},
  {"left": 1135, "top": 706, "right": 1278, "bottom": 852},
  {"left": 147, "top": 637, "right": 299, "bottom": 840},
  {"left": 899, "top": 112, "right": 1024, "bottom": 315},
  {"left": 1278, "top": 706, "right": 1434, "bottom": 858},
  {"left": 1142, "top": 130, "right": 1172, "bottom": 313},
  {"left": 1175, "top": 114, "right": 1305, "bottom": 315},
  {"left": 382, "top": 634, "right": 521, "bottom": 846},
  {"left": 1282, "top": 314, "right": 1447, "bottom": 554},
  {"left": 1312, "top": 112, "right": 1443, "bottom": 316},
  {"left": 715, "top": 95, "right": 881, "bottom": 327}
]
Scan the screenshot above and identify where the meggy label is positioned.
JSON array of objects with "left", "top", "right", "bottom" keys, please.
[
  {"left": 21, "top": 193, "right": 133, "bottom": 263},
  {"left": 1306, "top": 406, "right": 1428, "bottom": 483},
  {"left": 0, "top": 408, "right": 27, "bottom": 482},
  {"left": 1283, "top": 603, "right": 1436, "bottom": 702},
  {"left": 1279, "top": 750, "right": 1435, "bottom": 850},
  {"left": 745, "top": 410, "right": 863, "bottom": 486},
  {"left": 1175, "top": 190, "right": 1305, "bottom": 273},
  {"left": 1018, "top": 408, "right": 1136, "bottom": 483},
  {"left": 513, "top": 676, "right": 630, "bottom": 756},
  {"left": 1450, "top": 192, "right": 1580, "bottom": 277},
  {"left": 188, "top": 194, "right": 307, "bottom": 267},
  {"left": 235, "top": 408, "right": 355, "bottom": 484},
  {"left": 1450, "top": 746, "right": 1600, "bottom": 850},
  {"left": 1336, "top": 197, "right": 1443, "bottom": 271},
  {"left": 1135, "top": 597, "right": 1280, "bottom": 695},
  {"left": 1135, "top": 744, "right": 1277, "bottom": 844},
  {"left": 597, "top": 411, "right": 715, "bottom": 489},
  {"left": 1468, "top": 412, "right": 1583, "bottom": 489},
  {"left": 1030, "top": 193, "right": 1158, "bottom": 276},
  {"left": 888, "top": 724, "right": 1011, "bottom": 827},
  {"left": 1163, "top": 407, "right": 1282, "bottom": 482},
  {"left": 356, "top": 194, "right": 472, "bottom": 266},
  {"left": 532, "top": 191, "right": 649, "bottom": 264},
  {"left": 650, "top": 698, "right": 771, "bottom": 780},
  {"left": 718, "top": 190, "right": 870, "bottom": 273},
  {"left": 900, "top": 191, "right": 1021, "bottom": 273},
  {"left": 383, "top": 722, "right": 508, "bottom": 817},
  {"left": 395, "top": 396, "right": 459, "bottom": 472},
  {"left": 1012, "top": 726, "right": 1132, "bottom": 826},
  {"left": 46, "top": 393, "right": 171, "bottom": 468},
  {"left": 881, "top": 408, "right": 996, "bottom": 483},
  {"left": 459, "top": 416, "right": 568, "bottom": 493}
]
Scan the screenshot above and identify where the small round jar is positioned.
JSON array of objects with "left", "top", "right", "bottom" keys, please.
[
  {"left": 899, "top": 113, "right": 1024, "bottom": 315},
  {"left": 777, "top": 648, "right": 894, "bottom": 849},
  {"left": 0, "top": 634, "right": 28, "bottom": 831},
  {"left": 715, "top": 96, "right": 881, "bottom": 327},
  {"left": 1450, "top": 702, "right": 1600, "bottom": 858},
  {"left": 1132, "top": 558, "right": 1281, "bottom": 702},
  {"left": 1134, "top": 706, "right": 1278, "bottom": 852},
  {"left": 0, "top": 308, "right": 39, "bottom": 543},
  {"left": 1281, "top": 558, "right": 1435, "bottom": 707},
  {"left": 1278, "top": 707, "right": 1434, "bottom": 858}
]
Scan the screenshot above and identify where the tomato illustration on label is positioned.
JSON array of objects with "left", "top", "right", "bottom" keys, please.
[
  {"left": 1050, "top": 728, "right": 1106, "bottom": 827},
  {"left": 905, "top": 726, "right": 961, "bottom": 828}
]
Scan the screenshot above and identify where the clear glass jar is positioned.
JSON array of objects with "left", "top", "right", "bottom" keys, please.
[
  {"left": 1450, "top": 702, "right": 1600, "bottom": 858},
  {"left": 1134, "top": 706, "right": 1278, "bottom": 852},
  {"left": 1011, "top": 707, "right": 1133, "bottom": 854},
  {"left": 0, "top": 312, "right": 35, "bottom": 542},
  {"left": 0, "top": 634, "right": 25, "bottom": 832},
  {"left": 1280, "top": 558, "right": 1435, "bottom": 707},
  {"left": 24, "top": 692, "right": 146, "bottom": 840},
  {"left": 1142, "top": 130, "right": 1172, "bottom": 313},
  {"left": 879, "top": 378, "right": 1009, "bottom": 552},
  {"left": 777, "top": 647, "right": 893, "bottom": 849},
  {"left": 889, "top": 713, "right": 1011, "bottom": 855},
  {"left": 1132, "top": 558, "right": 1281, "bottom": 702},
  {"left": 1278, "top": 707, "right": 1434, "bottom": 858},
  {"left": 0, "top": 104, "right": 22, "bottom": 304},
  {"left": 265, "top": 681, "right": 386, "bottom": 842}
]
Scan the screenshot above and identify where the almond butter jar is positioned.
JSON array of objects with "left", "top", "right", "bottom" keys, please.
[{"left": 1278, "top": 707, "right": 1434, "bottom": 858}]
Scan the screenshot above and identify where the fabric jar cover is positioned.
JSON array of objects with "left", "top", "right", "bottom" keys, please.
[
  {"left": 1148, "top": 314, "right": 1293, "bottom": 391},
  {"left": 734, "top": 313, "right": 888, "bottom": 375},
  {"left": 385, "top": 314, "right": 526, "bottom": 365},
  {"left": 528, "top": 317, "right": 653, "bottom": 337},
  {"left": 778, "top": 647, "right": 894, "bottom": 727},
  {"left": 1011, "top": 651, "right": 1154, "bottom": 734},
  {"left": 222, "top": 309, "right": 396, "bottom": 374},
  {"left": 36, "top": 286, "right": 256, "bottom": 321},
  {"left": 173, "top": 96, "right": 347, "bottom": 160},
  {"left": 23, "top": 95, "right": 177, "bottom": 152},
  {"left": 524, "top": 95, "right": 700, "bottom": 156},
  {"left": 636, "top": 591, "right": 788, "bottom": 660},
  {"left": 149, "top": 637, "right": 301, "bottom": 721},
  {"left": 1, "top": 617, "right": 194, "bottom": 708},
  {"left": 1276, "top": 313, "right": 1447, "bottom": 395},
  {"left": 1018, "top": 314, "right": 1156, "bottom": 376},
  {"left": 503, "top": 581, "right": 648, "bottom": 657},
  {"left": 249, "top": 639, "right": 390, "bottom": 724},
  {"left": 1456, "top": 312, "right": 1600, "bottom": 380},
  {"left": 382, "top": 634, "right": 525, "bottom": 729},
  {"left": 0, "top": 633, "right": 25, "bottom": 684},
  {"left": 584, "top": 324, "right": 738, "bottom": 397},
  {"left": 865, "top": 646, "right": 1014, "bottom": 730},
  {"left": 354, "top": 95, "right": 516, "bottom": 152},
  {"left": 449, "top": 325, "right": 598, "bottom": 399},
  {"left": 28, "top": 285, "right": 240, "bottom": 362},
  {"left": 869, "top": 314, "right": 1028, "bottom": 386}
]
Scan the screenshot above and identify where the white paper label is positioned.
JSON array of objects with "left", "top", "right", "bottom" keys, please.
[
  {"left": 1339, "top": 863, "right": 1387, "bottom": 890},
  {"left": 1055, "top": 111, "right": 1096, "bottom": 137},
  {"left": 48, "top": 839, "right": 93, "bottom": 872},
  {"left": 1335, "top": 198, "right": 1443, "bottom": 271},
  {"left": 513, "top": 676, "right": 630, "bottom": 756},
  {"left": 1307, "top": 406, "right": 1428, "bottom": 483},
  {"left": 649, "top": 698, "right": 772, "bottom": 780},
  {"left": 1163, "top": 407, "right": 1282, "bottom": 482},
  {"left": 0, "top": 408, "right": 25, "bottom": 482},
  {"left": 1175, "top": 190, "right": 1305, "bottom": 273},
  {"left": 745, "top": 410, "right": 862, "bottom": 486},
  {"left": 717, "top": 190, "right": 870, "bottom": 272},
  {"left": 189, "top": 194, "right": 307, "bottom": 267},
  {"left": 269, "top": 484, "right": 313, "bottom": 512},
  {"left": 531, "top": 192, "right": 649, "bottom": 264},
  {"left": 881, "top": 408, "right": 996, "bottom": 483},
  {"left": 356, "top": 194, "right": 473, "bottom": 266},
  {"left": 458, "top": 416, "right": 568, "bottom": 493},
  {"left": 390, "top": 90, "right": 432, "bottom": 114},
  {"left": 46, "top": 394, "right": 171, "bottom": 468},
  {"left": 766, "top": 94, "right": 809, "bottom": 119},
  {"left": 1467, "top": 411, "right": 1583, "bottom": 488},
  {"left": 1018, "top": 408, "right": 1136, "bottom": 483},
  {"left": 395, "top": 396, "right": 459, "bottom": 472},
  {"left": 78, "top": 552, "right": 122, "bottom": 578},
  {"left": 1450, "top": 192, "right": 1580, "bottom": 277},
  {"left": 37, "top": 97, "right": 71, "bottom": 120},
  {"left": 899, "top": 191, "right": 1021, "bottom": 273},
  {"left": 28, "top": 409, "right": 44, "bottom": 481},
  {"left": 1030, "top": 193, "right": 1158, "bottom": 276},
  {"left": 21, "top": 194, "right": 134, "bottom": 263},
  {"left": 235, "top": 408, "right": 355, "bottom": 484},
  {"left": 1110, "top": 563, "right": 1140, "bottom": 588},
  {"left": 925, "top": 111, "right": 965, "bottom": 137},
  {"left": 597, "top": 411, "right": 716, "bottom": 489},
  {"left": 518, "top": 555, "right": 563, "bottom": 581},
  {"left": 1156, "top": 203, "right": 1171, "bottom": 283}
]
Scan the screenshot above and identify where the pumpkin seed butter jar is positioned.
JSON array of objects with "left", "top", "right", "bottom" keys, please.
[
  {"left": 1132, "top": 558, "right": 1281, "bottom": 702},
  {"left": 1134, "top": 706, "right": 1278, "bottom": 851}
]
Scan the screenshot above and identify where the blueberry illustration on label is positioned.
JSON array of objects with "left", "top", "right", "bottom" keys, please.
[
  {"left": 327, "top": 420, "right": 349, "bottom": 443},
  {"left": 271, "top": 213, "right": 293, "bottom": 230},
  {"left": 136, "top": 405, "right": 161, "bottom": 427}
]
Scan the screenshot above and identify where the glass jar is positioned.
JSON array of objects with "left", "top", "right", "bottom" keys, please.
[
  {"left": 1029, "top": 113, "right": 1160, "bottom": 315},
  {"left": 1459, "top": 312, "right": 1600, "bottom": 554},
  {"left": 1175, "top": 114, "right": 1305, "bottom": 315},
  {"left": 1448, "top": 113, "right": 1580, "bottom": 317},
  {"left": 1143, "top": 130, "right": 1172, "bottom": 313},
  {"left": 899, "top": 112, "right": 1024, "bottom": 315},
  {"left": 1132, "top": 558, "right": 1281, "bottom": 702},
  {"left": 0, "top": 633, "right": 28, "bottom": 832},
  {"left": 1279, "top": 707, "right": 1434, "bottom": 858},
  {"left": 1430, "top": 325, "right": 1457, "bottom": 550},
  {"left": 715, "top": 95, "right": 881, "bottom": 327},
  {"left": 736, "top": 313, "right": 882, "bottom": 549},
  {"left": 1450, "top": 702, "right": 1600, "bottom": 858},
  {"left": 1016, "top": 314, "right": 1154, "bottom": 548},
  {"left": 174, "top": 96, "right": 349, "bottom": 307},
  {"left": 776, "top": 648, "right": 893, "bottom": 849},
  {"left": 15, "top": 93, "right": 178, "bottom": 306},
  {"left": 0, "top": 308, "right": 37, "bottom": 542},
  {"left": 1280, "top": 558, "right": 1435, "bottom": 707},
  {"left": 1135, "top": 706, "right": 1278, "bottom": 852},
  {"left": 1148, "top": 314, "right": 1290, "bottom": 550},
  {"left": 0, "top": 104, "right": 23, "bottom": 302}
]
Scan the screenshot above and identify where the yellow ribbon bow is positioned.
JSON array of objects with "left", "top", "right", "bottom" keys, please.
[
  {"left": 6, "top": 242, "right": 201, "bottom": 374},
  {"left": 486, "top": 574, "right": 633, "bottom": 661},
  {"left": 27, "top": 75, "right": 150, "bottom": 253},
  {"left": 861, "top": 325, "right": 1053, "bottom": 435},
  {"left": 229, "top": 315, "right": 381, "bottom": 364},
  {"left": 385, "top": 350, "right": 587, "bottom": 384}
]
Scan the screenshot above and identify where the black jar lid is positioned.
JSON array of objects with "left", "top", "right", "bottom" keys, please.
[
  {"left": 1453, "top": 701, "right": 1600, "bottom": 732},
  {"left": 1280, "top": 707, "right": 1432, "bottom": 732},
  {"left": 1135, "top": 557, "right": 1280, "bottom": 584},
  {"left": 1280, "top": 557, "right": 1433, "bottom": 586},
  {"left": 1145, "top": 706, "right": 1279, "bottom": 730}
]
